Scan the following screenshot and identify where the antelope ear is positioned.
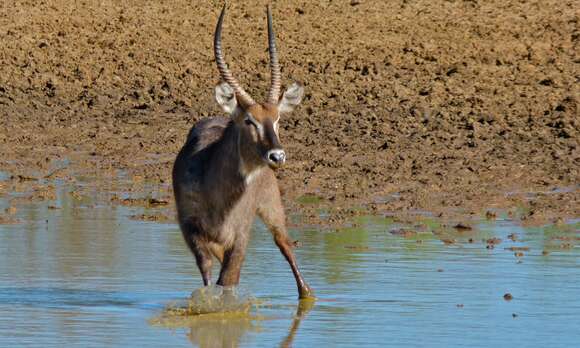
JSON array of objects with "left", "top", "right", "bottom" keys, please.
[
  {"left": 278, "top": 82, "right": 304, "bottom": 113},
  {"left": 215, "top": 82, "right": 238, "bottom": 114}
]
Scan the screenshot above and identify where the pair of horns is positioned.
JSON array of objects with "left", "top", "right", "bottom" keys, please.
[{"left": 214, "top": 4, "right": 281, "bottom": 106}]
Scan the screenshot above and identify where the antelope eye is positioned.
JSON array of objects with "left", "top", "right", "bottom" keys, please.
[{"left": 244, "top": 118, "right": 256, "bottom": 127}]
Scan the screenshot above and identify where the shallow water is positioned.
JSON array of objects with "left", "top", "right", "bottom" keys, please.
[{"left": 0, "top": 182, "right": 578, "bottom": 347}]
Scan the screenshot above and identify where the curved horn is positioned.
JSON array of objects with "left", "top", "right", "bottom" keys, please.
[
  {"left": 266, "top": 5, "right": 281, "bottom": 104},
  {"left": 214, "top": 4, "right": 255, "bottom": 106}
]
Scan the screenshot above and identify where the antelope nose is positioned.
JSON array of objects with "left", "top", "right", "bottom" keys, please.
[{"left": 267, "top": 149, "right": 286, "bottom": 166}]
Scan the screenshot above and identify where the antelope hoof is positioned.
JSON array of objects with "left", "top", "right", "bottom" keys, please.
[{"left": 298, "top": 284, "right": 315, "bottom": 300}]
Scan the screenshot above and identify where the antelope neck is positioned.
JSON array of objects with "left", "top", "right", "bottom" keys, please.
[{"left": 211, "top": 120, "right": 262, "bottom": 188}]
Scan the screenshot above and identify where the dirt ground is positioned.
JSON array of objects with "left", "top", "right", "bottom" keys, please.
[{"left": 0, "top": 0, "right": 578, "bottom": 226}]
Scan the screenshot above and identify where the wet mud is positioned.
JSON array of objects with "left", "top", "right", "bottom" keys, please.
[{"left": 0, "top": 0, "right": 578, "bottom": 225}]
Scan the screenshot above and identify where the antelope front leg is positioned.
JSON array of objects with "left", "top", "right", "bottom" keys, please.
[
  {"left": 216, "top": 242, "right": 248, "bottom": 287},
  {"left": 259, "top": 214, "right": 313, "bottom": 298},
  {"left": 258, "top": 174, "right": 314, "bottom": 299},
  {"left": 273, "top": 232, "right": 314, "bottom": 299}
]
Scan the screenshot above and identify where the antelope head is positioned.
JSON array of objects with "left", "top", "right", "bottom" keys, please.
[{"left": 213, "top": 5, "right": 304, "bottom": 170}]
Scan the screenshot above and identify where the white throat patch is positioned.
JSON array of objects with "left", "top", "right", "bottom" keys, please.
[{"left": 244, "top": 168, "right": 263, "bottom": 185}]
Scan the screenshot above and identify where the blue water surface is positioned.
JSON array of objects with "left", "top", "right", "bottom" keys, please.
[{"left": 0, "top": 182, "right": 578, "bottom": 348}]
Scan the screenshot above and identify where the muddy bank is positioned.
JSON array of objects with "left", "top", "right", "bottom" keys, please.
[{"left": 0, "top": 0, "right": 578, "bottom": 224}]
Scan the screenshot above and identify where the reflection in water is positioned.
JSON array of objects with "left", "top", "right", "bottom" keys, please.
[
  {"left": 279, "top": 299, "right": 314, "bottom": 348},
  {"left": 186, "top": 314, "right": 257, "bottom": 348},
  {"left": 152, "top": 288, "right": 315, "bottom": 348},
  {"left": 184, "top": 299, "right": 315, "bottom": 348}
]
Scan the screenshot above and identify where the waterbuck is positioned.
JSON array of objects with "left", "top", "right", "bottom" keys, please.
[{"left": 172, "top": 5, "right": 313, "bottom": 299}]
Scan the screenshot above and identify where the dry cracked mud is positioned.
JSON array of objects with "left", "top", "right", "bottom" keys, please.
[{"left": 0, "top": 0, "right": 578, "bottom": 226}]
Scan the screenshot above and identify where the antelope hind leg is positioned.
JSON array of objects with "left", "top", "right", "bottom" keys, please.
[{"left": 180, "top": 220, "right": 214, "bottom": 286}]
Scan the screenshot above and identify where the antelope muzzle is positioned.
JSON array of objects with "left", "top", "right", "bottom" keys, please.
[{"left": 262, "top": 120, "right": 285, "bottom": 168}]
